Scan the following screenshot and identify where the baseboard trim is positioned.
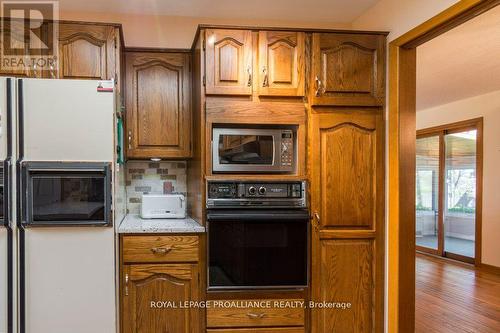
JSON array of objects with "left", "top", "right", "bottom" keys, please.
[{"left": 479, "top": 263, "right": 500, "bottom": 275}]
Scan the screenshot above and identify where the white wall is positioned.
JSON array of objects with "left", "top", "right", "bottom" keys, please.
[
  {"left": 59, "top": 11, "right": 349, "bottom": 48},
  {"left": 352, "top": 0, "right": 459, "bottom": 40},
  {"left": 417, "top": 90, "right": 500, "bottom": 267}
]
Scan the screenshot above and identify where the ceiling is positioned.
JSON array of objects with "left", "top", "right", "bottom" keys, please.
[
  {"left": 57, "top": 0, "right": 378, "bottom": 23},
  {"left": 417, "top": 5, "right": 500, "bottom": 110}
]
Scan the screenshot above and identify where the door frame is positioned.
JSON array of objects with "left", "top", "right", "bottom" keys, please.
[
  {"left": 388, "top": 1, "right": 499, "bottom": 332},
  {"left": 416, "top": 118, "right": 483, "bottom": 264}
]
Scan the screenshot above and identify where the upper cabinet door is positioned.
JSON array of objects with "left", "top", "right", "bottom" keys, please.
[
  {"left": 125, "top": 52, "right": 191, "bottom": 159},
  {"left": 0, "top": 20, "right": 41, "bottom": 77},
  {"left": 311, "top": 33, "right": 386, "bottom": 106},
  {"left": 310, "top": 112, "right": 381, "bottom": 230},
  {"left": 258, "top": 31, "right": 305, "bottom": 96},
  {"left": 205, "top": 29, "right": 253, "bottom": 95},
  {"left": 57, "top": 24, "right": 116, "bottom": 80}
]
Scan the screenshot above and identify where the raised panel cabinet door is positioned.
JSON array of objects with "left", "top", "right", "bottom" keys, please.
[
  {"left": 311, "top": 33, "right": 386, "bottom": 106},
  {"left": 310, "top": 112, "right": 380, "bottom": 229},
  {"left": 125, "top": 52, "right": 191, "bottom": 159},
  {"left": 257, "top": 31, "right": 305, "bottom": 96},
  {"left": 205, "top": 29, "right": 253, "bottom": 95},
  {"left": 0, "top": 19, "right": 42, "bottom": 77},
  {"left": 309, "top": 111, "right": 385, "bottom": 333},
  {"left": 311, "top": 239, "right": 374, "bottom": 333},
  {"left": 122, "top": 264, "right": 200, "bottom": 333},
  {"left": 57, "top": 24, "right": 116, "bottom": 80}
]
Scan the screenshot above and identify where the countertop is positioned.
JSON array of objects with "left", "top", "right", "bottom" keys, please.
[{"left": 118, "top": 214, "right": 205, "bottom": 234}]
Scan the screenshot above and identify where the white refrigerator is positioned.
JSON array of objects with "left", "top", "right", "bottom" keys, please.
[{"left": 0, "top": 78, "right": 124, "bottom": 333}]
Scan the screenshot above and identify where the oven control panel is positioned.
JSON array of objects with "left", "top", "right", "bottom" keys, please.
[{"left": 207, "top": 181, "right": 307, "bottom": 208}]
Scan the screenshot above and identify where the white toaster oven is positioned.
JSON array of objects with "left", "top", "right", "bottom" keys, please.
[{"left": 141, "top": 194, "right": 186, "bottom": 219}]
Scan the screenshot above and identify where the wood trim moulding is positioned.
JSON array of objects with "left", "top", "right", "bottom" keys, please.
[
  {"left": 196, "top": 24, "right": 389, "bottom": 35},
  {"left": 0, "top": 17, "right": 122, "bottom": 28},
  {"left": 389, "top": 1, "right": 499, "bottom": 333},
  {"left": 479, "top": 263, "right": 500, "bottom": 276},
  {"left": 416, "top": 117, "right": 484, "bottom": 136},
  {"left": 206, "top": 99, "right": 307, "bottom": 124},
  {"left": 124, "top": 47, "right": 192, "bottom": 54}
]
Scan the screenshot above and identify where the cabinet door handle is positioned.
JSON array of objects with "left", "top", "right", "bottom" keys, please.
[
  {"left": 246, "top": 312, "right": 266, "bottom": 319},
  {"left": 124, "top": 273, "right": 129, "bottom": 296},
  {"left": 150, "top": 247, "right": 172, "bottom": 255},
  {"left": 262, "top": 66, "right": 269, "bottom": 87},
  {"left": 313, "top": 212, "right": 320, "bottom": 230},
  {"left": 247, "top": 66, "right": 252, "bottom": 87},
  {"left": 49, "top": 64, "right": 56, "bottom": 79},
  {"left": 128, "top": 130, "right": 132, "bottom": 150},
  {"left": 315, "top": 75, "right": 323, "bottom": 97}
]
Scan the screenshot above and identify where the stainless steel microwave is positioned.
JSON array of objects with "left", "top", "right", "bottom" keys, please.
[{"left": 212, "top": 127, "right": 296, "bottom": 173}]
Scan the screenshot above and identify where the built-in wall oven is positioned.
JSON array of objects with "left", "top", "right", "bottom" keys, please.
[
  {"left": 20, "top": 162, "right": 112, "bottom": 226},
  {"left": 207, "top": 181, "right": 308, "bottom": 290},
  {"left": 212, "top": 126, "right": 297, "bottom": 173}
]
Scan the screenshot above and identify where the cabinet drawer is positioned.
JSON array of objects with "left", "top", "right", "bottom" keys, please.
[
  {"left": 122, "top": 235, "right": 199, "bottom": 263},
  {"left": 207, "top": 328, "right": 304, "bottom": 333},
  {"left": 207, "top": 299, "right": 304, "bottom": 328}
]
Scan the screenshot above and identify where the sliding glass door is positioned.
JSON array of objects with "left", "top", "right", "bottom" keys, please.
[
  {"left": 416, "top": 135, "right": 441, "bottom": 254},
  {"left": 444, "top": 130, "right": 477, "bottom": 259},
  {"left": 415, "top": 119, "right": 482, "bottom": 264}
]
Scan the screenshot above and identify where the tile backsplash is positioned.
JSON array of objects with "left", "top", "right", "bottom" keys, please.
[{"left": 126, "top": 161, "right": 187, "bottom": 214}]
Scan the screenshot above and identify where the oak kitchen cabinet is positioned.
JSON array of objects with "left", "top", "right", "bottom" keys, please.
[
  {"left": 311, "top": 33, "right": 386, "bottom": 106},
  {"left": 0, "top": 19, "right": 46, "bottom": 77},
  {"left": 257, "top": 31, "right": 305, "bottom": 97},
  {"left": 125, "top": 50, "right": 192, "bottom": 159},
  {"left": 309, "top": 110, "right": 385, "bottom": 333},
  {"left": 205, "top": 29, "right": 253, "bottom": 95},
  {"left": 204, "top": 29, "right": 305, "bottom": 97},
  {"left": 56, "top": 23, "right": 118, "bottom": 80},
  {"left": 1, "top": 21, "right": 121, "bottom": 81},
  {"left": 121, "top": 235, "right": 201, "bottom": 333}
]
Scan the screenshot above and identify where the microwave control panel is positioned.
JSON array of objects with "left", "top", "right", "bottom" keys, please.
[{"left": 280, "top": 130, "right": 294, "bottom": 167}]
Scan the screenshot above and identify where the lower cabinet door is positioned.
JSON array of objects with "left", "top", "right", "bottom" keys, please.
[{"left": 122, "top": 264, "right": 200, "bottom": 333}]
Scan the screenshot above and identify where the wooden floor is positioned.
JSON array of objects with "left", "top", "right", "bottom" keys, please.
[{"left": 416, "top": 253, "right": 500, "bottom": 332}]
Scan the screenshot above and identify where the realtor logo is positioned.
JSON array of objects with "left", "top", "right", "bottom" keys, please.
[{"left": 1, "top": 0, "right": 59, "bottom": 71}]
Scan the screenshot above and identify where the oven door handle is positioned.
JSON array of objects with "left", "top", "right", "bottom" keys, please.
[{"left": 207, "top": 209, "right": 310, "bottom": 221}]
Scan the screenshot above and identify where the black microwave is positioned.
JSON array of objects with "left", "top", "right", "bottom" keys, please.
[{"left": 212, "top": 127, "right": 297, "bottom": 173}]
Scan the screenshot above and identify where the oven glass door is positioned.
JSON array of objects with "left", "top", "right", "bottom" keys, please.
[
  {"left": 208, "top": 209, "right": 308, "bottom": 289},
  {"left": 22, "top": 162, "right": 112, "bottom": 226}
]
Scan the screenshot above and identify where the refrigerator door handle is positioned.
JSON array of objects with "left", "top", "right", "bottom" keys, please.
[
  {"left": 3, "top": 158, "right": 12, "bottom": 228},
  {"left": 16, "top": 78, "right": 27, "bottom": 333}
]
